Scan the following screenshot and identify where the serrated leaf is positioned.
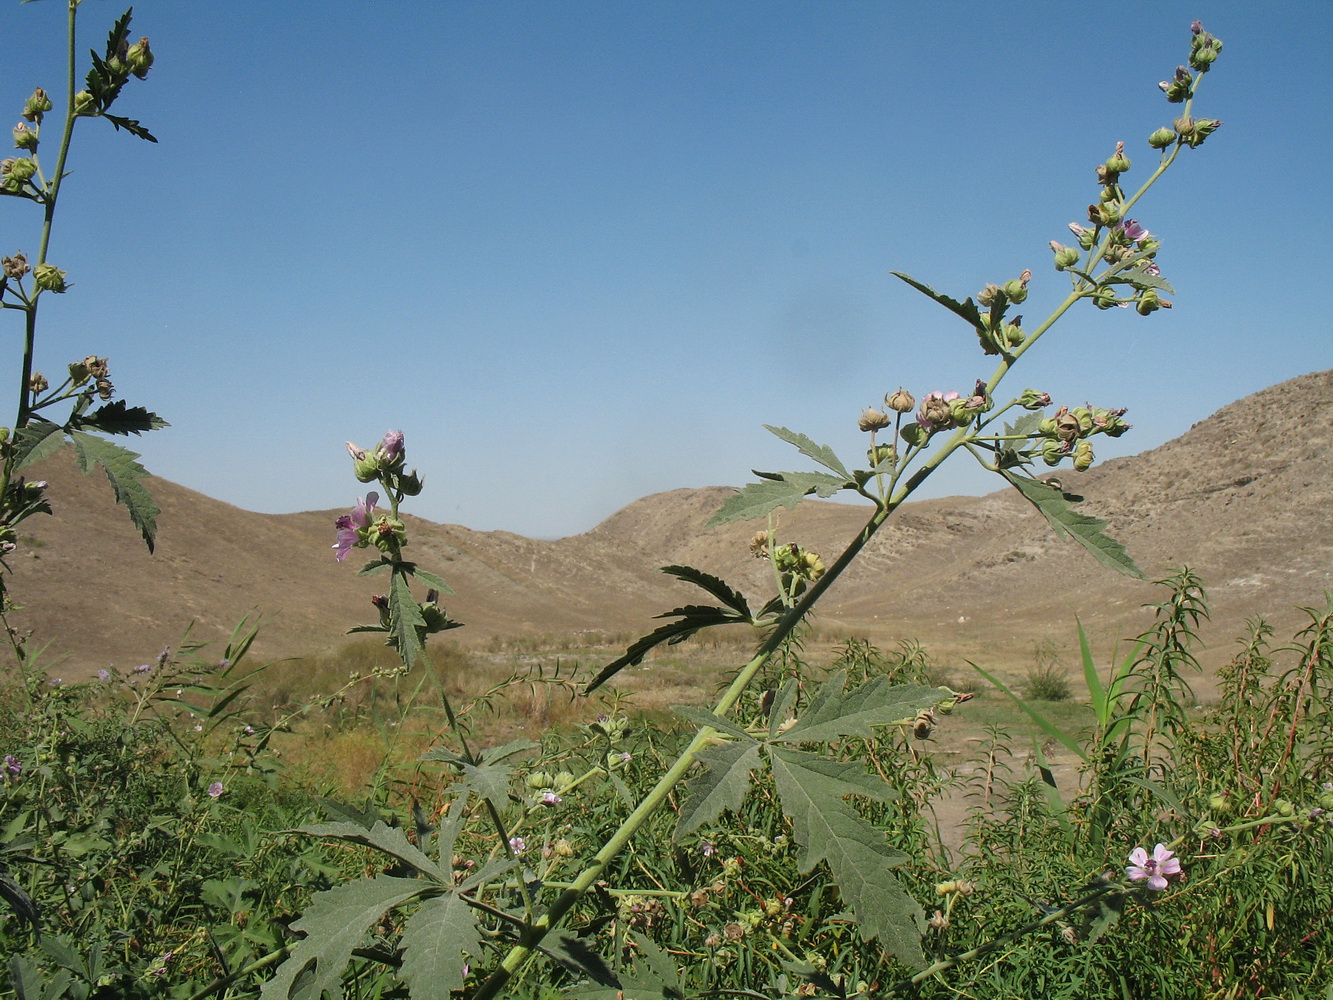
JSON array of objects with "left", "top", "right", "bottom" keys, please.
[
  {"left": 479, "top": 739, "right": 541, "bottom": 765},
  {"left": 458, "top": 760, "right": 513, "bottom": 811},
  {"left": 584, "top": 605, "right": 749, "bottom": 693},
  {"left": 404, "top": 564, "right": 455, "bottom": 595},
  {"left": 999, "top": 469, "right": 1144, "bottom": 579},
  {"left": 755, "top": 470, "right": 851, "bottom": 497},
  {"left": 1083, "top": 891, "right": 1125, "bottom": 943},
  {"left": 318, "top": 798, "right": 383, "bottom": 829},
  {"left": 1002, "top": 412, "right": 1045, "bottom": 439},
  {"left": 661, "top": 564, "right": 752, "bottom": 617},
  {"left": 11, "top": 422, "right": 65, "bottom": 472},
  {"left": 0, "top": 872, "right": 39, "bottom": 928},
  {"left": 68, "top": 431, "right": 159, "bottom": 551},
  {"left": 261, "top": 876, "right": 425, "bottom": 1000},
  {"left": 76, "top": 400, "right": 168, "bottom": 435},
  {"left": 537, "top": 933, "right": 621, "bottom": 988},
  {"left": 706, "top": 480, "right": 812, "bottom": 527},
  {"left": 890, "top": 271, "right": 983, "bottom": 327},
  {"left": 776, "top": 673, "right": 949, "bottom": 744},
  {"left": 767, "top": 678, "right": 800, "bottom": 739},
  {"left": 293, "top": 821, "right": 444, "bottom": 881},
  {"left": 674, "top": 740, "right": 763, "bottom": 840},
  {"left": 356, "top": 558, "right": 391, "bottom": 576},
  {"left": 389, "top": 569, "right": 427, "bottom": 667},
  {"left": 102, "top": 114, "right": 157, "bottom": 142},
  {"left": 398, "top": 893, "right": 482, "bottom": 1000},
  {"left": 763, "top": 425, "right": 850, "bottom": 479},
  {"left": 768, "top": 747, "right": 924, "bottom": 965},
  {"left": 672, "top": 705, "right": 756, "bottom": 742}
]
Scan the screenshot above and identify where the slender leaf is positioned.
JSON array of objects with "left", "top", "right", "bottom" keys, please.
[
  {"left": 398, "top": 894, "right": 483, "bottom": 1000},
  {"left": 661, "top": 565, "right": 752, "bottom": 618},
  {"left": 970, "top": 661, "right": 1088, "bottom": 762},
  {"left": 762, "top": 425, "right": 850, "bottom": 479},
  {"left": 260, "top": 876, "right": 425, "bottom": 1000},
  {"left": 1077, "top": 619, "right": 1108, "bottom": 726},
  {"left": 890, "top": 271, "right": 983, "bottom": 327},
  {"left": 293, "top": 821, "right": 444, "bottom": 880},
  {"left": 585, "top": 606, "right": 749, "bottom": 692},
  {"left": 674, "top": 740, "right": 763, "bottom": 840},
  {"left": 389, "top": 568, "right": 427, "bottom": 667},
  {"left": 68, "top": 431, "right": 159, "bottom": 551},
  {"left": 672, "top": 705, "right": 756, "bottom": 743},
  {"left": 999, "top": 468, "right": 1144, "bottom": 578}
]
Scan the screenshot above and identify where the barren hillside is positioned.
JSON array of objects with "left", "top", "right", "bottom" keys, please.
[{"left": 8, "top": 370, "right": 1330, "bottom": 677}]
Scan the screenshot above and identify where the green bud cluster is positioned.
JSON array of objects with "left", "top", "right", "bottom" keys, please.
[
  {"left": 1032, "top": 403, "right": 1130, "bottom": 469},
  {"left": 972, "top": 271, "right": 1031, "bottom": 354},
  {"left": 21, "top": 88, "right": 51, "bottom": 124},
  {"left": 32, "top": 262, "right": 67, "bottom": 292},
  {"left": 1049, "top": 242, "right": 1080, "bottom": 271},
  {"left": 774, "top": 542, "right": 824, "bottom": 583},
  {"left": 1189, "top": 23, "right": 1223, "bottom": 73}
]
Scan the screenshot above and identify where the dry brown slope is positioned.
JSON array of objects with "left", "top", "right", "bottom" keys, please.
[{"left": 7, "top": 370, "right": 1331, "bottom": 676}]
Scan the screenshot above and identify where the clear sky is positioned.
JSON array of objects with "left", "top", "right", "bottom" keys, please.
[{"left": 2, "top": 1, "right": 1328, "bottom": 539}]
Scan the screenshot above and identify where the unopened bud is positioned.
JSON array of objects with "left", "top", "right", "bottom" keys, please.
[
  {"left": 1208, "top": 792, "right": 1232, "bottom": 815},
  {"left": 857, "top": 406, "right": 890, "bottom": 432},
  {"left": 1159, "top": 67, "right": 1192, "bottom": 104},
  {"left": 1136, "top": 289, "right": 1161, "bottom": 316},
  {"left": 95, "top": 378, "right": 114, "bottom": 400},
  {"left": 28, "top": 372, "right": 47, "bottom": 394},
  {"left": 11, "top": 123, "right": 36, "bottom": 152},
  {"left": 1105, "top": 141, "right": 1131, "bottom": 175},
  {"left": 22, "top": 88, "right": 51, "bottom": 125},
  {"left": 33, "top": 263, "right": 67, "bottom": 293},
  {"left": 1073, "top": 440, "right": 1094, "bottom": 472},
  {"left": 976, "top": 283, "right": 1001, "bottom": 308},
  {"left": 1002, "top": 271, "right": 1031, "bottom": 303},
  {"left": 1049, "top": 242, "right": 1080, "bottom": 270},
  {"left": 126, "top": 37, "right": 154, "bottom": 79},
  {"left": 885, "top": 387, "right": 915, "bottom": 413},
  {"left": 1020, "top": 389, "right": 1051, "bottom": 410},
  {"left": 1183, "top": 118, "right": 1222, "bottom": 149},
  {"left": 1148, "top": 127, "right": 1176, "bottom": 150},
  {"left": 749, "top": 530, "right": 770, "bottom": 558},
  {"left": 2, "top": 157, "right": 36, "bottom": 185},
  {"left": 867, "top": 443, "right": 896, "bottom": 467}
]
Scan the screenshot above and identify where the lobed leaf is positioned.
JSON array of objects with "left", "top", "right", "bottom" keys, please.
[
  {"left": 762, "top": 425, "right": 850, "bottom": 479},
  {"left": 75, "top": 399, "right": 168, "bottom": 436},
  {"left": 398, "top": 894, "right": 483, "bottom": 1000},
  {"left": 69, "top": 431, "right": 159, "bottom": 551},
  {"left": 673, "top": 740, "right": 763, "bottom": 840},
  {"left": 661, "top": 564, "right": 752, "bottom": 618},
  {"left": 584, "top": 605, "right": 749, "bottom": 693},
  {"left": 260, "top": 876, "right": 425, "bottom": 1000},
  {"left": 293, "top": 821, "right": 444, "bottom": 881},
  {"left": 768, "top": 747, "right": 924, "bottom": 966},
  {"left": 11, "top": 421, "right": 65, "bottom": 472},
  {"left": 706, "top": 480, "right": 813, "bottom": 526},
  {"left": 389, "top": 568, "right": 427, "bottom": 667},
  {"left": 999, "top": 469, "right": 1144, "bottom": 578},
  {"left": 776, "top": 672, "right": 949, "bottom": 744}
]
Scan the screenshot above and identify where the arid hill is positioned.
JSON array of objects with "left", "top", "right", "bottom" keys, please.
[{"left": 8, "top": 370, "right": 1331, "bottom": 679}]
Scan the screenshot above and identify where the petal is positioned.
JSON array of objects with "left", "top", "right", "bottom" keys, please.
[
  {"left": 1147, "top": 875, "right": 1168, "bottom": 891},
  {"left": 1128, "top": 847, "right": 1149, "bottom": 867}
]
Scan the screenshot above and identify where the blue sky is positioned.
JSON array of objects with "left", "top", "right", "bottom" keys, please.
[{"left": 2, "top": 1, "right": 1328, "bottom": 538}]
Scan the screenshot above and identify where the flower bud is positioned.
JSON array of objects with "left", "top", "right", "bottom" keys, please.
[
  {"left": 1073, "top": 440, "right": 1094, "bottom": 472},
  {"left": 866, "top": 443, "right": 896, "bottom": 467},
  {"left": 526, "top": 771, "right": 554, "bottom": 789},
  {"left": 857, "top": 406, "right": 890, "bottom": 432},
  {"left": 885, "top": 387, "right": 915, "bottom": 413},
  {"left": 73, "top": 91, "right": 95, "bottom": 115},
  {"left": 1182, "top": 118, "right": 1222, "bottom": 149},
  {"left": 1020, "top": 389, "right": 1051, "bottom": 410},
  {"left": 976, "top": 283, "right": 1001, "bottom": 308},
  {"left": 395, "top": 469, "right": 424, "bottom": 496},
  {"left": 126, "top": 37, "right": 154, "bottom": 79},
  {"left": 1049, "top": 242, "right": 1080, "bottom": 270},
  {"left": 1159, "top": 67, "right": 1192, "bottom": 104},
  {"left": 2, "top": 157, "right": 36, "bottom": 186},
  {"left": 32, "top": 262, "right": 67, "bottom": 293},
  {"left": 1274, "top": 798, "right": 1295, "bottom": 817},
  {"left": 2, "top": 252, "right": 28, "bottom": 279},
  {"left": 28, "top": 372, "right": 47, "bottom": 394},
  {"left": 378, "top": 429, "right": 404, "bottom": 465},
  {"left": 1003, "top": 321, "right": 1025, "bottom": 347},
  {"left": 21, "top": 88, "right": 51, "bottom": 124},
  {"left": 1105, "top": 142, "right": 1131, "bottom": 175},
  {"left": 1092, "top": 288, "right": 1119, "bottom": 310},
  {"left": 95, "top": 377, "right": 114, "bottom": 400},
  {"left": 1136, "top": 289, "right": 1161, "bottom": 316},
  {"left": 11, "top": 123, "right": 36, "bottom": 152},
  {"left": 1002, "top": 270, "right": 1031, "bottom": 304},
  {"left": 749, "top": 530, "right": 770, "bottom": 558},
  {"left": 1148, "top": 127, "right": 1176, "bottom": 150},
  {"left": 1208, "top": 792, "right": 1232, "bottom": 815},
  {"left": 1041, "top": 439, "right": 1065, "bottom": 467},
  {"left": 1096, "top": 200, "right": 1124, "bottom": 226}
]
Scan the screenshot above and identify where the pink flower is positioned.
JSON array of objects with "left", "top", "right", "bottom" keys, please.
[
  {"left": 916, "top": 390, "right": 959, "bottom": 433},
  {"left": 1116, "top": 218, "right": 1150, "bottom": 244},
  {"left": 333, "top": 491, "right": 379, "bottom": 561},
  {"left": 379, "top": 430, "right": 404, "bottom": 462},
  {"left": 509, "top": 836, "right": 527, "bottom": 854},
  {"left": 207, "top": 781, "right": 224, "bottom": 798},
  {"left": 1126, "top": 843, "right": 1181, "bottom": 890}
]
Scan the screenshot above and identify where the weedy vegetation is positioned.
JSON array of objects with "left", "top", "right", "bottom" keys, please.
[{"left": 2, "top": 8, "right": 1331, "bottom": 1000}]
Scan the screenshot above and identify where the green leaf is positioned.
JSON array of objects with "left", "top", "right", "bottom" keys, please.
[
  {"left": 762, "top": 425, "right": 850, "bottom": 479},
  {"left": 68, "top": 431, "right": 159, "bottom": 551},
  {"left": 661, "top": 565, "right": 752, "bottom": 618},
  {"left": 672, "top": 705, "right": 756, "bottom": 743},
  {"left": 356, "top": 558, "right": 392, "bottom": 576},
  {"left": 752, "top": 470, "right": 850, "bottom": 498},
  {"left": 536, "top": 934, "right": 621, "bottom": 988},
  {"left": 707, "top": 480, "right": 813, "bottom": 526},
  {"left": 890, "top": 271, "right": 983, "bottom": 327},
  {"left": 1077, "top": 619, "right": 1108, "bottom": 727},
  {"left": 405, "top": 564, "right": 455, "bottom": 596},
  {"left": 585, "top": 605, "right": 749, "bottom": 693},
  {"left": 75, "top": 400, "right": 168, "bottom": 436},
  {"left": 776, "top": 672, "right": 949, "bottom": 744},
  {"left": 674, "top": 740, "right": 763, "bottom": 840},
  {"left": 389, "top": 569, "right": 427, "bottom": 667},
  {"left": 398, "top": 894, "right": 482, "bottom": 1000},
  {"left": 293, "top": 821, "right": 445, "bottom": 881},
  {"left": 999, "top": 469, "right": 1144, "bottom": 579},
  {"left": 969, "top": 661, "right": 1088, "bottom": 763},
  {"left": 1002, "top": 412, "right": 1045, "bottom": 439},
  {"left": 11, "top": 421, "right": 64, "bottom": 472},
  {"left": 768, "top": 746, "right": 924, "bottom": 966},
  {"left": 767, "top": 678, "right": 800, "bottom": 739},
  {"left": 261, "top": 876, "right": 426, "bottom": 1000}
]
